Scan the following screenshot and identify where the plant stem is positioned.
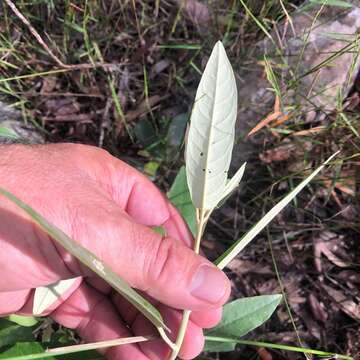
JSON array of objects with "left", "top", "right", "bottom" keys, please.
[
  {"left": 167, "top": 309, "right": 191, "bottom": 360},
  {"left": 167, "top": 208, "right": 207, "bottom": 360},
  {"left": 205, "top": 336, "right": 354, "bottom": 360}
]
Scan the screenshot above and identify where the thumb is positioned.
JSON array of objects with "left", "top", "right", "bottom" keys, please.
[{"left": 69, "top": 200, "right": 231, "bottom": 311}]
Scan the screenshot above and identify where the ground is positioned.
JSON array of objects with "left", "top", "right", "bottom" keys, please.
[{"left": 0, "top": 1, "right": 359, "bottom": 359}]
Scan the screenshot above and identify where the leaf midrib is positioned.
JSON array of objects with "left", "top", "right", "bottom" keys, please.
[{"left": 200, "top": 43, "right": 221, "bottom": 210}]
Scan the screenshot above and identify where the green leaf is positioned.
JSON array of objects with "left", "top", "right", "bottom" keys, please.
[
  {"left": 215, "top": 153, "right": 338, "bottom": 269},
  {"left": 206, "top": 295, "right": 282, "bottom": 338},
  {"left": 204, "top": 295, "right": 281, "bottom": 352},
  {"left": 0, "top": 188, "right": 168, "bottom": 332},
  {"left": 0, "top": 127, "right": 19, "bottom": 140},
  {"left": 33, "top": 278, "right": 80, "bottom": 316},
  {"left": 0, "top": 342, "right": 52, "bottom": 360},
  {"left": 134, "top": 119, "right": 157, "bottom": 147},
  {"left": 309, "top": 0, "right": 352, "bottom": 7},
  {"left": 167, "top": 166, "right": 197, "bottom": 236},
  {"left": 0, "top": 343, "right": 104, "bottom": 360},
  {"left": 7, "top": 315, "right": 38, "bottom": 328},
  {"left": 0, "top": 319, "right": 36, "bottom": 347},
  {"left": 144, "top": 161, "right": 159, "bottom": 178},
  {"left": 152, "top": 226, "right": 167, "bottom": 236},
  {"left": 185, "top": 41, "right": 238, "bottom": 210},
  {"left": 203, "top": 341, "right": 236, "bottom": 353},
  {"left": 167, "top": 113, "right": 188, "bottom": 152}
]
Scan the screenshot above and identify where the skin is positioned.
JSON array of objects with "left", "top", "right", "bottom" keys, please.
[{"left": 0, "top": 143, "right": 231, "bottom": 360}]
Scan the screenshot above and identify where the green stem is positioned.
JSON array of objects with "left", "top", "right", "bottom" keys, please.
[
  {"left": 167, "top": 208, "right": 207, "bottom": 360},
  {"left": 205, "top": 336, "right": 354, "bottom": 360}
]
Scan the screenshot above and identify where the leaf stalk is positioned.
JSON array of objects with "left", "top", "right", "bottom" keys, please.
[{"left": 167, "top": 208, "right": 207, "bottom": 360}]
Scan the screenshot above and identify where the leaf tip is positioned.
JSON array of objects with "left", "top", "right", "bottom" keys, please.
[{"left": 324, "top": 150, "right": 340, "bottom": 165}]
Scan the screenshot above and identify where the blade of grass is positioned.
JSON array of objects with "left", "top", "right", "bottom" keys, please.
[
  {"left": 266, "top": 229, "right": 306, "bottom": 355},
  {"left": 205, "top": 336, "right": 353, "bottom": 360},
  {"left": 157, "top": 44, "right": 201, "bottom": 50},
  {"left": 238, "top": 0, "right": 274, "bottom": 45},
  {"left": 0, "top": 188, "right": 169, "bottom": 333},
  {"left": 108, "top": 75, "right": 132, "bottom": 139},
  {"left": 215, "top": 152, "right": 339, "bottom": 269},
  {"left": 1, "top": 336, "right": 154, "bottom": 360}
]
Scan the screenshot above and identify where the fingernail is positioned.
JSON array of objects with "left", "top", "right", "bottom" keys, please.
[{"left": 190, "top": 265, "right": 228, "bottom": 303}]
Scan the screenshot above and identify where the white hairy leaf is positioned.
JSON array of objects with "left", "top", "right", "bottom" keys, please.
[
  {"left": 33, "top": 278, "right": 80, "bottom": 316},
  {"left": 186, "top": 41, "right": 238, "bottom": 210}
]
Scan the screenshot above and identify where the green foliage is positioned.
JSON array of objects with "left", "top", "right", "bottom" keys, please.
[
  {"left": 203, "top": 341, "right": 236, "bottom": 353},
  {"left": 167, "top": 166, "right": 197, "bottom": 236},
  {"left": 166, "top": 113, "right": 188, "bottom": 152},
  {"left": 152, "top": 225, "right": 167, "bottom": 236},
  {"left": 0, "top": 127, "right": 19, "bottom": 140},
  {"left": 0, "top": 342, "right": 52, "bottom": 360},
  {"left": 309, "top": 0, "right": 353, "bottom": 7},
  {"left": 0, "top": 319, "right": 37, "bottom": 347},
  {"left": 0, "top": 342, "right": 104, "bottom": 360},
  {"left": 0, "top": 38, "right": 342, "bottom": 359},
  {"left": 203, "top": 338, "right": 354, "bottom": 360},
  {"left": 134, "top": 119, "right": 158, "bottom": 148},
  {"left": 204, "top": 295, "right": 282, "bottom": 352},
  {"left": 7, "top": 315, "right": 38, "bottom": 328},
  {"left": 170, "top": 41, "right": 339, "bottom": 359}
]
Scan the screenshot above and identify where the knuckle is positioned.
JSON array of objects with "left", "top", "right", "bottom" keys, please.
[{"left": 147, "top": 236, "right": 174, "bottom": 286}]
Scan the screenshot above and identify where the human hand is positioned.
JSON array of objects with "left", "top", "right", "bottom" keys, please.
[{"left": 0, "top": 143, "right": 230, "bottom": 360}]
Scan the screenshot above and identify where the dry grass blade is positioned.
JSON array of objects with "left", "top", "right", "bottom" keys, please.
[
  {"left": 1, "top": 336, "right": 155, "bottom": 360},
  {"left": 247, "top": 96, "right": 288, "bottom": 137},
  {"left": 215, "top": 152, "right": 339, "bottom": 269},
  {"left": 247, "top": 111, "right": 282, "bottom": 137}
]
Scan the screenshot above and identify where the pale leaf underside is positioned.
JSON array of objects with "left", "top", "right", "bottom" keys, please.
[
  {"left": 186, "top": 41, "right": 238, "bottom": 210},
  {"left": 33, "top": 278, "right": 80, "bottom": 316},
  {"left": 220, "top": 163, "right": 246, "bottom": 204}
]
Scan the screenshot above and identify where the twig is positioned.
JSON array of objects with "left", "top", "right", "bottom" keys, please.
[{"left": 3, "top": 0, "right": 114, "bottom": 70}]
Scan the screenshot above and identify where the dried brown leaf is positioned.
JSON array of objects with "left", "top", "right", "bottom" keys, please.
[
  {"left": 226, "top": 258, "right": 273, "bottom": 276},
  {"left": 321, "top": 284, "right": 360, "bottom": 321},
  {"left": 313, "top": 231, "right": 349, "bottom": 272},
  {"left": 40, "top": 76, "right": 58, "bottom": 94},
  {"left": 259, "top": 143, "right": 296, "bottom": 164},
  {"left": 308, "top": 293, "right": 328, "bottom": 323},
  {"left": 177, "top": 0, "right": 210, "bottom": 25}
]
